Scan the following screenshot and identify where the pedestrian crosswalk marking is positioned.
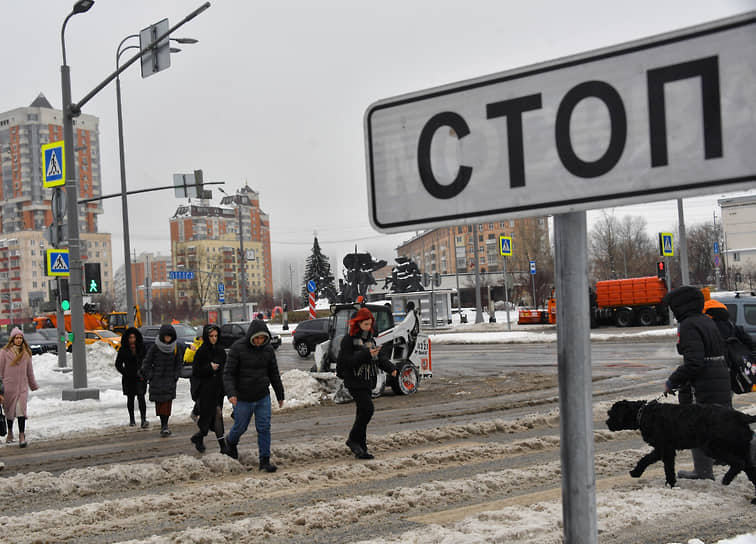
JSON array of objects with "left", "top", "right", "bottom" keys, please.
[
  {"left": 41, "top": 141, "right": 65, "bottom": 188},
  {"left": 46, "top": 151, "right": 62, "bottom": 177},
  {"left": 52, "top": 254, "right": 68, "bottom": 271}
]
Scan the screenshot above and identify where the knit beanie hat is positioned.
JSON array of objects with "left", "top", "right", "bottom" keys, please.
[
  {"left": 349, "top": 307, "right": 374, "bottom": 336},
  {"left": 10, "top": 327, "right": 23, "bottom": 339}
]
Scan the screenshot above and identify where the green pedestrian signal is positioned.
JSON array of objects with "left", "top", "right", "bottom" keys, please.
[
  {"left": 84, "top": 262, "right": 102, "bottom": 294},
  {"left": 61, "top": 299, "right": 70, "bottom": 311}
]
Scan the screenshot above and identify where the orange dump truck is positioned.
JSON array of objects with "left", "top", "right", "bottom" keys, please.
[
  {"left": 593, "top": 276, "right": 668, "bottom": 327},
  {"left": 34, "top": 312, "right": 108, "bottom": 332},
  {"left": 518, "top": 276, "right": 669, "bottom": 328}
]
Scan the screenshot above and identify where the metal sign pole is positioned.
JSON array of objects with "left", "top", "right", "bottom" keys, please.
[
  {"left": 503, "top": 256, "right": 511, "bottom": 331},
  {"left": 554, "top": 211, "right": 597, "bottom": 543}
]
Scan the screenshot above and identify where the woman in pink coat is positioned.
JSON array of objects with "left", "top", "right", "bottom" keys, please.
[{"left": 0, "top": 327, "right": 39, "bottom": 447}]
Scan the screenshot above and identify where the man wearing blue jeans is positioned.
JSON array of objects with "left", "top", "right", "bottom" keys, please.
[{"left": 223, "top": 320, "right": 285, "bottom": 471}]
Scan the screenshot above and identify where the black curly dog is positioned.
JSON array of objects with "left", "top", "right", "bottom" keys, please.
[{"left": 606, "top": 400, "right": 756, "bottom": 502}]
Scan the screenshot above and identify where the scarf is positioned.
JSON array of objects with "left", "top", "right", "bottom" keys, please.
[
  {"left": 155, "top": 337, "right": 177, "bottom": 355},
  {"left": 354, "top": 331, "right": 378, "bottom": 380},
  {"left": 10, "top": 344, "right": 25, "bottom": 366}
]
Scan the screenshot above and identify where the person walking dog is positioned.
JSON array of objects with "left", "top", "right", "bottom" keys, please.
[
  {"left": 190, "top": 324, "right": 228, "bottom": 454},
  {"left": 663, "top": 286, "right": 732, "bottom": 481},
  {"left": 141, "top": 324, "right": 183, "bottom": 437},
  {"left": 115, "top": 327, "right": 149, "bottom": 428},
  {"left": 0, "top": 327, "right": 38, "bottom": 448},
  {"left": 339, "top": 307, "right": 397, "bottom": 460},
  {"left": 222, "top": 320, "right": 284, "bottom": 471}
]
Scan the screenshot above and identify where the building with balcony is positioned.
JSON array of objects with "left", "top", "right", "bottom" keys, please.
[{"left": 169, "top": 185, "right": 272, "bottom": 313}]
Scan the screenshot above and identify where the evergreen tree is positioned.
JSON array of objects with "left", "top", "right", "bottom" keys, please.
[{"left": 302, "top": 237, "right": 338, "bottom": 303}]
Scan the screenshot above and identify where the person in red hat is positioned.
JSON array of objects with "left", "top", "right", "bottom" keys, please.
[
  {"left": 338, "top": 307, "right": 396, "bottom": 459},
  {"left": 0, "top": 327, "right": 38, "bottom": 447}
]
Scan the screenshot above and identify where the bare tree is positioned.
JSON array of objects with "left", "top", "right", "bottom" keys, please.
[
  {"left": 590, "top": 212, "right": 657, "bottom": 281},
  {"left": 686, "top": 221, "right": 720, "bottom": 285},
  {"left": 189, "top": 247, "right": 224, "bottom": 311}
]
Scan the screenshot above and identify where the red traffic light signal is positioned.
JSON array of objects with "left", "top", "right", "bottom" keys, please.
[{"left": 657, "top": 261, "right": 666, "bottom": 279}]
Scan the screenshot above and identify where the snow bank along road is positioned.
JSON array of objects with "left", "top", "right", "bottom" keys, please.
[{"left": 0, "top": 368, "right": 754, "bottom": 543}]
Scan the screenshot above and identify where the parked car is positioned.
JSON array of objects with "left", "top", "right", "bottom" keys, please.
[
  {"left": 139, "top": 323, "right": 199, "bottom": 351},
  {"left": 291, "top": 317, "right": 330, "bottom": 357},
  {"left": 219, "top": 321, "right": 281, "bottom": 350},
  {"left": 710, "top": 291, "right": 756, "bottom": 342},
  {"left": 25, "top": 331, "right": 59, "bottom": 355},
  {"left": 36, "top": 328, "right": 62, "bottom": 354},
  {"left": 66, "top": 329, "right": 122, "bottom": 351}
]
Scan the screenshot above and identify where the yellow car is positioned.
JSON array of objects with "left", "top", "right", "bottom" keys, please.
[{"left": 67, "top": 329, "right": 121, "bottom": 351}]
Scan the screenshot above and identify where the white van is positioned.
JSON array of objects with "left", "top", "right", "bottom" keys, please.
[{"left": 709, "top": 291, "right": 756, "bottom": 343}]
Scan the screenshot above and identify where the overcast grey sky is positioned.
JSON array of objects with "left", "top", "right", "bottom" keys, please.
[{"left": 4, "top": 0, "right": 755, "bottom": 289}]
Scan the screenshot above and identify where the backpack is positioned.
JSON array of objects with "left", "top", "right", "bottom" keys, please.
[{"left": 724, "top": 335, "right": 756, "bottom": 394}]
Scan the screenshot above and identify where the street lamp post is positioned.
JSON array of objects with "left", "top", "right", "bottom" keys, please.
[
  {"left": 61, "top": 0, "right": 98, "bottom": 401},
  {"left": 219, "top": 188, "right": 248, "bottom": 320},
  {"left": 116, "top": 35, "right": 196, "bottom": 326}
]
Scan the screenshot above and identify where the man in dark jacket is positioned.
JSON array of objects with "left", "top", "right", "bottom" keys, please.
[
  {"left": 664, "top": 285, "right": 732, "bottom": 480},
  {"left": 222, "top": 320, "right": 284, "bottom": 471}
]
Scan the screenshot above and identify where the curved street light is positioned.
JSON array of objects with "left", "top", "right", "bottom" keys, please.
[{"left": 116, "top": 34, "right": 197, "bottom": 326}]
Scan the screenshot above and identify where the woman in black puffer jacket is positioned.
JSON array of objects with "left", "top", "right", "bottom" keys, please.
[
  {"left": 114, "top": 327, "right": 148, "bottom": 428},
  {"left": 141, "top": 324, "right": 182, "bottom": 437},
  {"left": 190, "top": 324, "right": 228, "bottom": 454},
  {"left": 664, "top": 285, "right": 732, "bottom": 481}
]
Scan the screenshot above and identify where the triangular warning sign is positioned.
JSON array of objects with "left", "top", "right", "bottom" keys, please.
[
  {"left": 52, "top": 254, "right": 68, "bottom": 271},
  {"left": 47, "top": 151, "right": 62, "bottom": 177}
]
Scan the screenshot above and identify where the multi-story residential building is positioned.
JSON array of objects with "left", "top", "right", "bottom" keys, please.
[
  {"left": 0, "top": 230, "right": 112, "bottom": 324},
  {"left": 0, "top": 94, "right": 112, "bottom": 322},
  {"left": 169, "top": 185, "right": 272, "bottom": 312},
  {"left": 395, "top": 218, "right": 550, "bottom": 277},
  {"left": 719, "top": 194, "right": 756, "bottom": 273}
]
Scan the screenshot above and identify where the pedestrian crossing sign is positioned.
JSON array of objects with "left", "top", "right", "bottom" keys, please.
[
  {"left": 499, "top": 235, "right": 512, "bottom": 256},
  {"left": 46, "top": 249, "right": 70, "bottom": 276},
  {"left": 659, "top": 232, "right": 674, "bottom": 257},
  {"left": 42, "top": 141, "right": 65, "bottom": 188}
]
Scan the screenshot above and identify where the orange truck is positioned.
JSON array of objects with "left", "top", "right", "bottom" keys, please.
[
  {"left": 34, "top": 312, "right": 108, "bottom": 332},
  {"left": 593, "top": 276, "right": 668, "bottom": 327},
  {"left": 518, "top": 276, "right": 669, "bottom": 328}
]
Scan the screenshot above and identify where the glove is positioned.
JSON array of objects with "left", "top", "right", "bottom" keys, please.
[{"left": 664, "top": 380, "right": 676, "bottom": 397}]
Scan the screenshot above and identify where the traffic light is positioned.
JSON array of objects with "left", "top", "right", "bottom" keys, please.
[
  {"left": 59, "top": 278, "right": 70, "bottom": 311},
  {"left": 657, "top": 261, "right": 666, "bottom": 280},
  {"left": 84, "top": 262, "right": 102, "bottom": 294}
]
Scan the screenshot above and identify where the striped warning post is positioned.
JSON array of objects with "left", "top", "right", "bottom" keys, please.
[{"left": 309, "top": 292, "right": 316, "bottom": 319}]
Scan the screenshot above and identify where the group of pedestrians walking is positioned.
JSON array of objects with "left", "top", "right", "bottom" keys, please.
[
  {"left": 114, "top": 319, "right": 286, "bottom": 471},
  {"left": 0, "top": 308, "right": 404, "bottom": 472}
]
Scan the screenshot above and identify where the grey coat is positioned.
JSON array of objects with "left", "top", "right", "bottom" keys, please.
[{"left": 141, "top": 340, "right": 182, "bottom": 403}]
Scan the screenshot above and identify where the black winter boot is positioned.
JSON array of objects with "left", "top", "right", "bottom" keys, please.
[
  {"left": 222, "top": 438, "right": 238, "bottom": 459},
  {"left": 259, "top": 456, "right": 277, "bottom": 472},
  {"left": 190, "top": 432, "right": 206, "bottom": 453},
  {"left": 217, "top": 437, "right": 229, "bottom": 455}
]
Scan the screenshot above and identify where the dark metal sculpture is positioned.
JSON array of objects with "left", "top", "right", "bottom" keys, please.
[
  {"left": 338, "top": 251, "right": 387, "bottom": 302},
  {"left": 383, "top": 257, "right": 424, "bottom": 293}
]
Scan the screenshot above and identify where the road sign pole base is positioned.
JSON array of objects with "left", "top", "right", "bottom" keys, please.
[{"left": 62, "top": 388, "right": 100, "bottom": 401}]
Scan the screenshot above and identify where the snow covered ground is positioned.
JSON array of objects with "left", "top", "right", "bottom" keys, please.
[{"left": 1, "top": 322, "right": 754, "bottom": 543}]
